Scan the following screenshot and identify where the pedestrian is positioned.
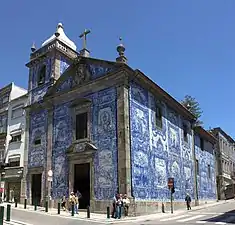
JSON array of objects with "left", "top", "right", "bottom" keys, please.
[
  {"left": 69, "top": 192, "right": 76, "bottom": 212},
  {"left": 74, "top": 193, "right": 79, "bottom": 214},
  {"left": 185, "top": 193, "right": 191, "bottom": 210},
  {"left": 115, "top": 194, "right": 123, "bottom": 219},
  {"left": 61, "top": 196, "right": 67, "bottom": 211},
  {"left": 111, "top": 193, "right": 118, "bottom": 218},
  {"left": 123, "top": 194, "right": 130, "bottom": 217}
]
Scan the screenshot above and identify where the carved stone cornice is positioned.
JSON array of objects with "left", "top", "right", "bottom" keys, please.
[{"left": 66, "top": 141, "right": 97, "bottom": 161}]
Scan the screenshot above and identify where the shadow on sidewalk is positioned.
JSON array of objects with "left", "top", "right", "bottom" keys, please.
[{"left": 203, "top": 209, "right": 235, "bottom": 224}]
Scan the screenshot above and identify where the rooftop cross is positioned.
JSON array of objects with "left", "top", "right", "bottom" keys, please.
[{"left": 79, "top": 29, "right": 91, "bottom": 50}]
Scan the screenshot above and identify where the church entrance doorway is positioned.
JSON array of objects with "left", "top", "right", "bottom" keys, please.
[
  {"left": 74, "top": 163, "right": 90, "bottom": 209},
  {"left": 31, "top": 174, "right": 42, "bottom": 206}
]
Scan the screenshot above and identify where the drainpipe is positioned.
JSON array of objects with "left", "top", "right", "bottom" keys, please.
[{"left": 192, "top": 123, "right": 199, "bottom": 206}]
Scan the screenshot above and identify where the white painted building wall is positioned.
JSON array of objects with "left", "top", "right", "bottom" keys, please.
[{"left": 5, "top": 93, "right": 27, "bottom": 167}]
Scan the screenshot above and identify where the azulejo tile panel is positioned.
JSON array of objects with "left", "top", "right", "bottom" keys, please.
[
  {"left": 51, "top": 87, "right": 118, "bottom": 200},
  {"left": 92, "top": 88, "right": 118, "bottom": 200},
  {"left": 130, "top": 81, "right": 194, "bottom": 201},
  {"left": 31, "top": 82, "right": 51, "bottom": 104},
  {"left": 56, "top": 63, "right": 116, "bottom": 94},
  {"left": 88, "top": 64, "right": 114, "bottom": 80},
  {"left": 52, "top": 102, "right": 72, "bottom": 198},
  {"left": 195, "top": 135, "right": 216, "bottom": 200},
  {"left": 60, "top": 56, "right": 70, "bottom": 75},
  {"left": 28, "top": 110, "right": 47, "bottom": 168}
]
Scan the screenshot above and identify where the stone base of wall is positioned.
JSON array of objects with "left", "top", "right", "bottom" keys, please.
[{"left": 25, "top": 198, "right": 216, "bottom": 216}]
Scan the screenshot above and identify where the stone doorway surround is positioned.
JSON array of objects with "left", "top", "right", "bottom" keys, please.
[
  {"left": 66, "top": 141, "right": 97, "bottom": 209},
  {"left": 27, "top": 167, "right": 44, "bottom": 205}
]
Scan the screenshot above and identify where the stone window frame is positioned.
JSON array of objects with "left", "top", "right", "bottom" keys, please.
[
  {"left": 71, "top": 101, "right": 91, "bottom": 143},
  {"left": 182, "top": 122, "right": 189, "bottom": 143},
  {"left": 155, "top": 101, "right": 163, "bottom": 130},
  {"left": 208, "top": 164, "right": 211, "bottom": 178},
  {"left": 200, "top": 137, "right": 204, "bottom": 151},
  {"left": 196, "top": 159, "right": 199, "bottom": 175},
  {"left": 37, "top": 64, "right": 47, "bottom": 86},
  {"left": 11, "top": 104, "right": 24, "bottom": 119}
]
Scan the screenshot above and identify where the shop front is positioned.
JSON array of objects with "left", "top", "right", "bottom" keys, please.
[{"left": 2, "top": 167, "right": 23, "bottom": 202}]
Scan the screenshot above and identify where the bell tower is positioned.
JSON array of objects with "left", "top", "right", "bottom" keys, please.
[{"left": 26, "top": 23, "right": 78, "bottom": 105}]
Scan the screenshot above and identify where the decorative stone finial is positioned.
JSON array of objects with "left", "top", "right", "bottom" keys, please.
[
  {"left": 116, "top": 37, "right": 127, "bottom": 64},
  {"left": 55, "top": 23, "right": 63, "bottom": 37},
  {"left": 31, "top": 42, "right": 36, "bottom": 52}
]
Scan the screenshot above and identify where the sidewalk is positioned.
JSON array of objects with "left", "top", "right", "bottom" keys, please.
[{"left": 3, "top": 199, "right": 234, "bottom": 224}]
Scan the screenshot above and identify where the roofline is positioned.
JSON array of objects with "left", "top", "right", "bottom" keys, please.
[
  {"left": 194, "top": 126, "right": 217, "bottom": 144},
  {"left": 211, "top": 127, "right": 235, "bottom": 143},
  {"left": 13, "top": 85, "right": 27, "bottom": 92},
  {"left": 134, "top": 69, "right": 196, "bottom": 122},
  {"left": 0, "top": 83, "right": 13, "bottom": 94}
]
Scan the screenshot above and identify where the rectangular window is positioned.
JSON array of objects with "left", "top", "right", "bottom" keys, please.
[
  {"left": 10, "top": 135, "right": 21, "bottom": 143},
  {"left": 9, "top": 160, "right": 20, "bottom": 167},
  {"left": 208, "top": 164, "right": 211, "bottom": 178},
  {"left": 34, "top": 139, "right": 41, "bottom": 146},
  {"left": 12, "top": 106, "right": 23, "bottom": 119},
  {"left": 155, "top": 104, "right": 162, "bottom": 129},
  {"left": 196, "top": 159, "right": 199, "bottom": 175},
  {"left": 183, "top": 124, "right": 188, "bottom": 142},
  {"left": 200, "top": 137, "right": 204, "bottom": 150},
  {"left": 2, "top": 96, "right": 8, "bottom": 104},
  {"left": 76, "top": 112, "right": 88, "bottom": 140}
]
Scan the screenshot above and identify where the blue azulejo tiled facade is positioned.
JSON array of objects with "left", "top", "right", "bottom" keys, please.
[
  {"left": 28, "top": 110, "right": 48, "bottom": 168},
  {"left": 51, "top": 87, "right": 118, "bottom": 200},
  {"left": 195, "top": 134, "right": 216, "bottom": 200},
  {"left": 130, "top": 81, "right": 195, "bottom": 201}
]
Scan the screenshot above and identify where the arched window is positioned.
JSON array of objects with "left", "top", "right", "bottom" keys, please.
[{"left": 37, "top": 65, "right": 46, "bottom": 85}]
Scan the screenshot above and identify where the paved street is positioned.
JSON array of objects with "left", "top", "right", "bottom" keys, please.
[
  {"left": 10, "top": 208, "right": 107, "bottom": 225},
  {"left": 118, "top": 201, "right": 235, "bottom": 225},
  {"left": 3, "top": 200, "right": 235, "bottom": 225}
]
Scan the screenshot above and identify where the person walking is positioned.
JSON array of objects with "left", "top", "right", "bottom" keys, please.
[
  {"left": 185, "top": 193, "right": 191, "bottom": 210},
  {"left": 111, "top": 193, "right": 118, "bottom": 218}
]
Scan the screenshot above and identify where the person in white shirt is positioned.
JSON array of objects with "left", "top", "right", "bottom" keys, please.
[{"left": 123, "top": 194, "right": 130, "bottom": 216}]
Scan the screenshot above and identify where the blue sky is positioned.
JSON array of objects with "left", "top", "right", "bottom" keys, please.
[{"left": 0, "top": 0, "right": 234, "bottom": 137}]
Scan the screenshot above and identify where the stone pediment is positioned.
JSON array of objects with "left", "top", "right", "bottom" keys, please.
[
  {"left": 45, "top": 58, "right": 119, "bottom": 98},
  {"left": 66, "top": 141, "right": 98, "bottom": 159}
]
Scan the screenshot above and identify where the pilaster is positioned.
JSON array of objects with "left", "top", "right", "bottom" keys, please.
[
  {"left": 45, "top": 107, "right": 53, "bottom": 203},
  {"left": 20, "top": 109, "right": 30, "bottom": 203},
  {"left": 54, "top": 52, "right": 61, "bottom": 80},
  {"left": 116, "top": 81, "right": 132, "bottom": 196}
]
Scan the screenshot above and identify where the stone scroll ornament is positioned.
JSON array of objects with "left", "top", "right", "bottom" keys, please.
[{"left": 72, "top": 64, "right": 91, "bottom": 87}]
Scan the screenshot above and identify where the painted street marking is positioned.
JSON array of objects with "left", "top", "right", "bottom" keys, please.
[
  {"left": 196, "top": 221, "right": 207, "bottom": 224},
  {"left": 160, "top": 214, "right": 188, "bottom": 221},
  {"left": 177, "top": 214, "right": 205, "bottom": 222},
  {"left": 215, "top": 222, "right": 226, "bottom": 225}
]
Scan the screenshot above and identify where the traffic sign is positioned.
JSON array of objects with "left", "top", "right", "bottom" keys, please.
[{"left": 168, "top": 177, "right": 174, "bottom": 188}]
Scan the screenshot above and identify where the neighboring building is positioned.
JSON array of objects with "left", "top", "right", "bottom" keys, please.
[
  {"left": 0, "top": 83, "right": 27, "bottom": 200},
  {"left": 2, "top": 93, "right": 28, "bottom": 202},
  {"left": 211, "top": 127, "right": 235, "bottom": 200},
  {"left": 194, "top": 126, "right": 217, "bottom": 203},
  {"left": 23, "top": 22, "right": 217, "bottom": 214}
]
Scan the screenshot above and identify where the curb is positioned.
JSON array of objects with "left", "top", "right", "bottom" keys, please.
[
  {"left": 5, "top": 200, "right": 233, "bottom": 224},
  {"left": 4, "top": 220, "right": 33, "bottom": 225}
]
